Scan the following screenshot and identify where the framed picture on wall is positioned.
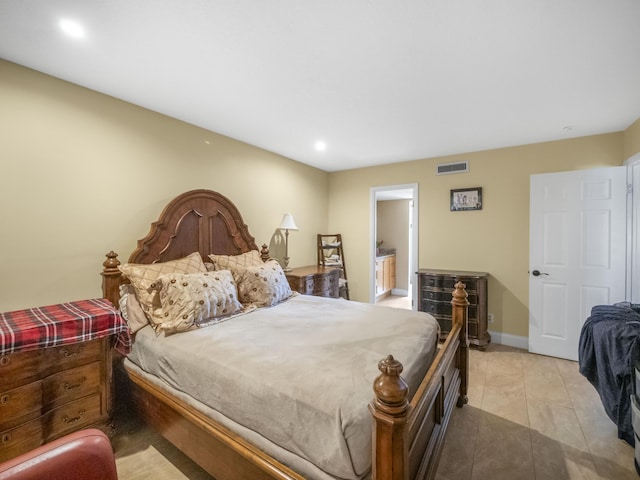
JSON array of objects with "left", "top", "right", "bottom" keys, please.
[{"left": 450, "top": 187, "right": 482, "bottom": 211}]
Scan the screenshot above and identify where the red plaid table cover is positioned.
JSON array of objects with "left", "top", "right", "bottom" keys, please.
[{"left": 0, "top": 298, "right": 131, "bottom": 355}]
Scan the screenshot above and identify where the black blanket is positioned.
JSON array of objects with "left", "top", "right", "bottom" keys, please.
[{"left": 578, "top": 304, "right": 640, "bottom": 445}]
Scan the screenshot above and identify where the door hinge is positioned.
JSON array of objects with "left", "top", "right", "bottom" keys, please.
[{"left": 628, "top": 184, "right": 633, "bottom": 195}]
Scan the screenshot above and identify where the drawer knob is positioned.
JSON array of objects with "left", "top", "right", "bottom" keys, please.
[
  {"left": 59, "top": 377, "right": 87, "bottom": 391},
  {"left": 1, "top": 433, "right": 11, "bottom": 444},
  {"left": 0, "top": 356, "right": 9, "bottom": 366},
  {"left": 0, "top": 394, "right": 10, "bottom": 404},
  {"left": 62, "top": 409, "right": 85, "bottom": 425},
  {"left": 59, "top": 345, "right": 85, "bottom": 358}
]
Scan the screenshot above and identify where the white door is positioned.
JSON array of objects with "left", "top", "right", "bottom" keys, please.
[{"left": 529, "top": 167, "right": 627, "bottom": 361}]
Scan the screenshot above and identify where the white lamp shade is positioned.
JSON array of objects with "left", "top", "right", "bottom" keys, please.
[{"left": 278, "top": 213, "right": 298, "bottom": 231}]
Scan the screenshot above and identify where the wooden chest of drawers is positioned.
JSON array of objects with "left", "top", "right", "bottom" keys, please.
[
  {"left": 418, "top": 269, "right": 490, "bottom": 350},
  {"left": 286, "top": 265, "right": 340, "bottom": 298},
  {"left": 0, "top": 337, "right": 113, "bottom": 462}
]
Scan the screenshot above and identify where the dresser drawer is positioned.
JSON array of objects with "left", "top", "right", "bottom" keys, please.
[
  {"left": 0, "top": 419, "right": 43, "bottom": 462},
  {"left": 314, "top": 274, "right": 339, "bottom": 297},
  {"left": 301, "top": 278, "right": 315, "bottom": 294},
  {"left": 0, "top": 349, "right": 45, "bottom": 390},
  {"left": 45, "top": 393, "right": 103, "bottom": 440},
  {"left": 0, "top": 381, "right": 43, "bottom": 431},
  {"left": 420, "top": 275, "right": 456, "bottom": 289},
  {"left": 421, "top": 301, "right": 451, "bottom": 316},
  {"left": 421, "top": 289, "right": 477, "bottom": 304},
  {"left": 45, "top": 339, "right": 103, "bottom": 370},
  {"left": 44, "top": 361, "right": 102, "bottom": 409}
]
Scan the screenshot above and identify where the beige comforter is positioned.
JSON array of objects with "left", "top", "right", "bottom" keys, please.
[{"left": 126, "top": 294, "right": 439, "bottom": 479}]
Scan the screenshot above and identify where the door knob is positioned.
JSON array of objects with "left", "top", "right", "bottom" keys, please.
[{"left": 531, "top": 270, "right": 549, "bottom": 277}]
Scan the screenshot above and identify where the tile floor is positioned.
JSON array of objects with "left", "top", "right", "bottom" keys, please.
[
  {"left": 376, "top": 293, "right": 412, "bottom": 309},
  {"left": 112, "top": 339, "right": 636, "bottom": 480},
  {"left": 436, "top": 344, "right": 636, "bottom": 480}
]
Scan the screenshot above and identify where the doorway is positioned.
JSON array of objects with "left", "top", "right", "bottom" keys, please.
[{"left": 370, "top": 184, "right": 418, "bottom": 309}]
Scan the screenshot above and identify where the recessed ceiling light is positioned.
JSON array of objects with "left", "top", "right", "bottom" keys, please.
[
  {"left": 315, "top": 141, "right": 326, "bottom": 152},
  {"left": 59, "top": 19, "right": 85, "bottom": 38}
]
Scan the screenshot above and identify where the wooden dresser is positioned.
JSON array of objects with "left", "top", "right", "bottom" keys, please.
[
  {"left": 0, "top": 299, "right": 129, "bottom": 462},
  {"left": 286, "top": 265, "right": 340, "bottom": 298},
  {"left": 417, "top": 269, "right": 490, "bottom": 350},
  {"left": 0, "top": 337, "right": 114, "bottom": 462}
]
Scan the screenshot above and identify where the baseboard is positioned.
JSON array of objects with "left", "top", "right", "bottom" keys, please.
[
  {"left": 391, "top": 288, "right": 408, "bottom": 296},
  {"left": 487, "top": 330, "right": 528, "bottom": 350}
]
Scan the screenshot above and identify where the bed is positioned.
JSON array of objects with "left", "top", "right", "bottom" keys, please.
[{"left": 100, "top": 189, "right": 470, "bottom": 480}]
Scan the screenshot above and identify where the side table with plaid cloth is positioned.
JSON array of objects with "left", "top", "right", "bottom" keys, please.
[{"left": 0, "top": 299, "right": 130, "bottom": 462}]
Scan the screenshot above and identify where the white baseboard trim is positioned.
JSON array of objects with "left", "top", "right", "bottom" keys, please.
[
  {"left": 391, "top": 288, "right": 408, "bottom": 296},
  {"left": 488, "top": 330, "right": 528, "bottom": 350}
]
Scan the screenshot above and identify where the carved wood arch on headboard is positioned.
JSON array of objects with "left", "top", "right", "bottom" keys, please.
[
  {"left": 101, "top": 189, "right": 260, "bottom": 307},
  {"left": 129, "top": 189, "right": 259, "bottom": 264}
]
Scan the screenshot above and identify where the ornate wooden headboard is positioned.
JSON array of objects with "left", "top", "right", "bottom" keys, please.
[{"left": 101, "top": 189, "right": 264, "bottom": 306}]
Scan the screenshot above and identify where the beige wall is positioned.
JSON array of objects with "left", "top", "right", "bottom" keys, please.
[
  {"left": 328, "top": 133, "right": 626, "bottom": 338},
  {"left": 0, "top": 60, "right": 329, "bottom": 311},
  {"left": 625, "top": 118, "right": 640, "bottom": 160}
]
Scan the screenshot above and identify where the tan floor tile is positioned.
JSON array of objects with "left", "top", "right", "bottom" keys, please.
[
  {"left": 437, "top": 406, "right": 481, "bottom": 480},
  {"left": 530, "top": 431, "right": 600, "bottom": 480},
  {"left": 471, "top": 414, "right": 534, "bottom": 480},
  {"left": 524, "top": 370, "right": 573, "bottom": 408},
  {"left": 481, "top": 379, "right": 529, "bottom": 427},
  {"left": 527, "top": 397, "right": 589, "bottom": 452},
  {"left": 114, "top": 417, "right": 212, "bottom": 480}
]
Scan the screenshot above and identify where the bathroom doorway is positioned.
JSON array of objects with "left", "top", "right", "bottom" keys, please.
[{"left": 369, "top": 184, "right": 418, "bottom": 309}]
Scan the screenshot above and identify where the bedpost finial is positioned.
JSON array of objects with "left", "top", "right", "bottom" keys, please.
[
  {"left": 452, "top": 281, "right": 469, "bottom": 307},
  {"left": 103, "top": 251, "right": 120, "bottom": 271},
  {"left": 373, "top": 355, "right": 409, "bottom": 409},
  {"left": 260, "top": 244, "right": 270, "bottom": 262}
]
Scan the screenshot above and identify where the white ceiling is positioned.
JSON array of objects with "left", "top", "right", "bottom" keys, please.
[{"left": 1, "top": 1, "right": 639, "bottom": 172}]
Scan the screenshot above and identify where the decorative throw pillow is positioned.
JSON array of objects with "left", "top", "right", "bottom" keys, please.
[
  {"left": 208, "top": 250, "right": 262, "bottom": 271},
  {"left": 118, "top": 252, "right": 207, "bottom": 328},
  {"left": 155, "top": 270, "right": 243, "bottom": 334},
  {"left": 234, "top": 259, "right": 292, "bottom": 307},
  {"left": 118, "top": 284, "right": 150, "bottom": 333}
]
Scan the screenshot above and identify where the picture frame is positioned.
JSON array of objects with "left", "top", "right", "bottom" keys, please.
[{"left": 450, "top": 187, "right": 482, "bottom": 211}]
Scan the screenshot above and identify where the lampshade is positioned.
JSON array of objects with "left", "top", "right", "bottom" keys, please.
[{"left": 278, "top": 213, "right": 298, "bottom": 231}]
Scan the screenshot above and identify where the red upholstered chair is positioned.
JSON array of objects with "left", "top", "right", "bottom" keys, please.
[{"left": 0, "top": 429, "right": 118, "bottom": 480}]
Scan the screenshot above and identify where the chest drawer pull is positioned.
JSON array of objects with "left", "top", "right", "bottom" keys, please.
[
  {"left": 0, "top": 356, "right": 9, "bottom": 367},
  {"left": 61, "top": 409, "right": 85, "bottom": 425},
  {"left": 1, "top": 433, "right": 11, "bottom": 444},
  {"left": 0, "top": 394, "right": 10, "bottom": 404},
  {"left": 59, "top": 345, "right": 86, "bottom": 358},
  {"left": 59, "top": 377, "right": 87, "bottom": 392}
]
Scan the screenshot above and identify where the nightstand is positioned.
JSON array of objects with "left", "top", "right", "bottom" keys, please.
[{"left": 286, "top": 265, "right": 340, "bottom": 298}]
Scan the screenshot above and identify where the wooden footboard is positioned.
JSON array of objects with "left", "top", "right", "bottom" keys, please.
[{"left": 369, "top": 281, "right": 469, "bottom": 480}]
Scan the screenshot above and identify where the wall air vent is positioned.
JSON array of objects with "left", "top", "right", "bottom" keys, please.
[{"left": 436, "top": 161, "right": 469, "bottom": 175}]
